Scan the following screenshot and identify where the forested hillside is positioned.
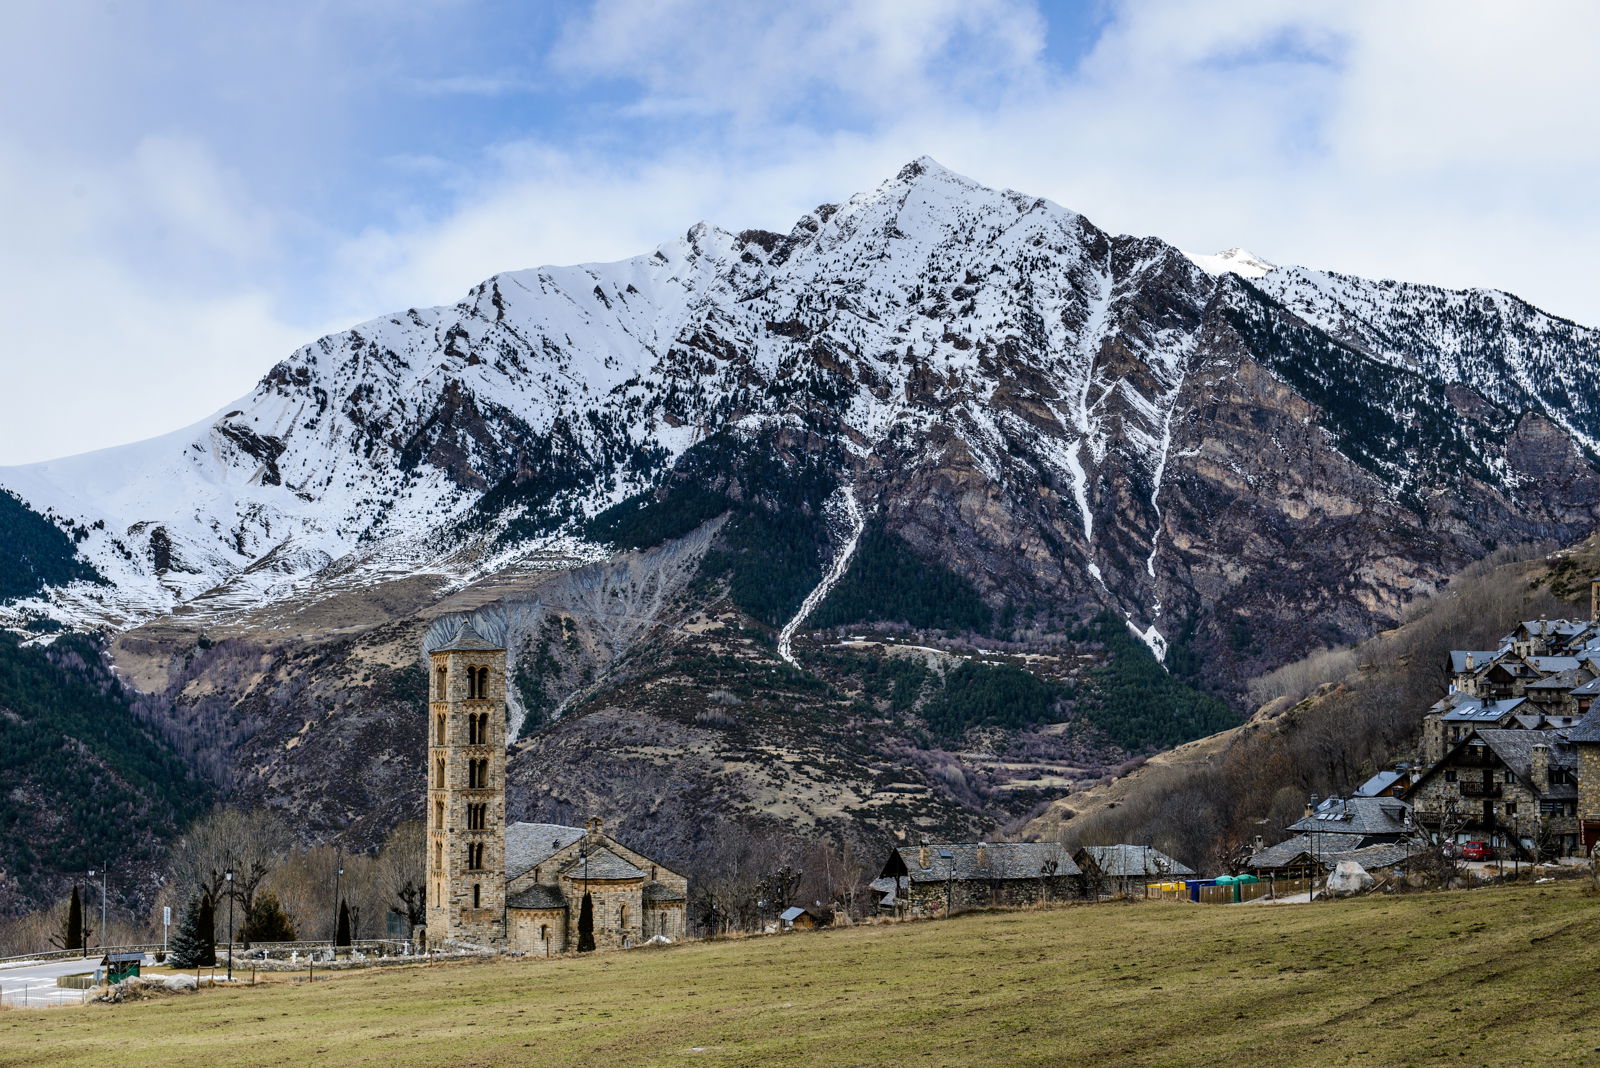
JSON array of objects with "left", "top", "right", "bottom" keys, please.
[{"left": 0, "top": 633, "right": 208, "bottom": 917}]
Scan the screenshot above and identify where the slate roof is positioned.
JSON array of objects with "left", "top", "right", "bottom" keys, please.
[
  {"left": 506, "top": 884, "right": 567, "bottom": 910},
  {"left": 887, "top": 842, "right": 1081, "bottom": 883},
  {"left": 1249, "top": 835, "right": 1423, "bottom": 871},
  {"left": 1568, "top": 708, "right": 1600, "bottom": 743},
  {"left": 1247, "top": 834, "right": 1315, "bottom": 869},
  {"left": 1525, "top": 667, "right": 1594, "bottom": 691},
  {"left": 1441, "top": 697, "right": 1525, "bottom": 722},
  {"left": 431, "top": 619, "right": 504, "bottom": 653},
  {"left": 1527, "top": 656, "right": 1582, "bottom": 673},
  {"left": 504, "top": 822, "right": 586, "bottom": 879},
  {"left": 561, "top": 847, "right": 647, "bottom": 881},
  {"left": 1570, "top": 677, "right": 1600, "bottom": 697},
  {"left": 1449, "top": 650, "right": 1500, "bottom": 673},
  {"left": 642, "top": 881, "right": 685, "bottom": 903},
  {"left": 1076, "top": 844, "right": 1195, "bottom": 878},
  {"left": 779, "top": 906, "right": 807, "bottom": 922},
  {"left": 1354, "top": 769, "right": 1406, "bottom": 797},
  {"left": 1287, "top": 796, "right": 1411, "bottom": 837},
  {"left": 1322, "top": 841, "right": 1415, "bottom": 872},
  {"left": 1472, "top": 730, "right": 1577, "bottom": 790}
]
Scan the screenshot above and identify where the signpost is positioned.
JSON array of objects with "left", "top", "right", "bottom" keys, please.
[{"left": 163, "top": 906, "right": 171, "bottom": 953}]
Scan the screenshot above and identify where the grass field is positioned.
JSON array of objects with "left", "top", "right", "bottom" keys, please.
[{"left": 5, "top": 881, "right": 1600, "bottom": 1067}]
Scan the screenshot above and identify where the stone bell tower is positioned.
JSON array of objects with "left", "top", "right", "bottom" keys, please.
[{"left": 424, "top": 619, "right": 508, "bottom": 947}]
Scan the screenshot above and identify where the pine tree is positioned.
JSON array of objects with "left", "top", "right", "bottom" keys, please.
[
  {"left": 577, "top": 892, "right": 595, "bottom": 952},
  {"left": 336, "top": 899, "right": 351, "bottom": 947},
  {"left": 241, "top": 891, "right": 296, "bottom": 944},
  {"left": 168, "top": 894, "right": 216, "bottom": 968}
]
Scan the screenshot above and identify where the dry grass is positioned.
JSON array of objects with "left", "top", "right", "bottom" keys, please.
[{"left": 5, "top": 881, "right": 1600, "bottom": 1066}]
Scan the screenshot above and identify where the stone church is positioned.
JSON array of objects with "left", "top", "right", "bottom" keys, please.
[{"left": 420, "top": 621, "right": 688, "bottom": 954}]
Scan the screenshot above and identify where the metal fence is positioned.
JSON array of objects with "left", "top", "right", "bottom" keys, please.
[{"left": 0, "top": 939, "right": 412, "bottom": 969}]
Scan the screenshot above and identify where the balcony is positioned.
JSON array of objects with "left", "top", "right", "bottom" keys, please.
[{"left": 1458, "top": 782, "right": 1503, "bottom": 799}]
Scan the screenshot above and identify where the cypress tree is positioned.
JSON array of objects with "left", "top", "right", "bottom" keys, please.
[
  {"left": 168, "top": 895, "right": 216, "bottom": 968},
  {"left": 66, "top": 886, "right": 84, "bottom": 955},
  {"left": 336, "top": 899, "right": 352, "bottom": 947},
  {"left": 577, "top": 892, "right": 595, "bottom": 952}
]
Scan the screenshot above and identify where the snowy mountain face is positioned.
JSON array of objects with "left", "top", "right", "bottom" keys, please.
[{"left": 4, "top": 157, "right": 1600, "bottom": 685}]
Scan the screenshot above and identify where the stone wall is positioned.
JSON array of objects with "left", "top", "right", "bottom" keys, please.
[
  {"left": 508, "top": 908, "right": 566, "bottom": 955},
  {"left": 902, "top": 875, "right": 1081, "bottom": 916}
]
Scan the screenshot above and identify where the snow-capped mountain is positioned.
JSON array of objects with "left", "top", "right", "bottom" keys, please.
[
  {"left": 1184, "top": 247, "right": 1276, "bottom": 279},
  {"left": 4, "top": 157, "right": 1599, "bottom": 683}
]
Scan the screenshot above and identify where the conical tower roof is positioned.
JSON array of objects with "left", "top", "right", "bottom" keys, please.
[{"left": 430, "top": 618, "right": 503, "bottom": 653}]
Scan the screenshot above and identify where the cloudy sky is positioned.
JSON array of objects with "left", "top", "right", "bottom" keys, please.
[{"left": 2, "top": 0, "right": 1596, "bottom": 464}]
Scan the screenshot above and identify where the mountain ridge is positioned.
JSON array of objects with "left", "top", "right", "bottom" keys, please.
[{"left": 3, "top": 159, "right": 1600, "bottom": 918}]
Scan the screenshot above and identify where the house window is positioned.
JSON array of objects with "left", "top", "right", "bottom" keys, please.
[
  {"left": 1445, "top": 770, "right": 1457, "bottom": 782},
  {"left": 1504, "top": 802, "right": 1517, "bottom": 816},
  {"left": 1504, "top": 771, "right": 1516, "bottom": 784}
]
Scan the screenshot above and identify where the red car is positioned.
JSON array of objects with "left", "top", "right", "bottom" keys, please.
[{"left": 1461, "top": 841, "right": 1495, "bottom": 860}]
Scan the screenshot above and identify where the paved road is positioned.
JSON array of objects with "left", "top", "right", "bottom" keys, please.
[{"left": 0, "top": 955, "right": 147, "bottom": 1008}]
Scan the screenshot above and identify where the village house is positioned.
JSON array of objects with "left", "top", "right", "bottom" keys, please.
[
  {"left": 1404, "top": 729, "right": 1579, "bottom": 858},
  {"left": 421, "top": 620, "right": 687, "bottom": 955},
  {"left": 874, "top": 842, "right": 1081, "bottom": 916},
  {"left": 1072, "top": 844, "right": 1194, "bottom": 895},
  {"left": 1246, "top": 795, "right": 1414, "bottom": 879}
]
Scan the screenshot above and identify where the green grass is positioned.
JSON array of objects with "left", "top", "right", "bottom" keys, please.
[{"left": 6, "top": 881, "right": 1600, "bottom": 1066}]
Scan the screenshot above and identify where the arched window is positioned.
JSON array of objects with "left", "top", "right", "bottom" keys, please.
[
  {"left": 434, "top": 840, "right": 443, "bottom": 871},
  {"left": 477, "top": 712, "right": 490, "bottom": 744},
  {"left": 436, "top": 714, "right": 446, "bottom": 745},
  {"left": 435, "top": 800, "right": 444, "bottom": 826},
  {"left": 475, "top": 666, "right": 490, "bottom": 699},
  {"left": 435, "top": 758, "right": 445, "bottom": 788},
  {"left": 619, "top": 904, "right": 629, "bottom": 929},
  {"left": 473, "top": 883, "right": 481, "bottom": 909},
  {"left": 435, "top": 665, "right": 447, "bottom": 699}
]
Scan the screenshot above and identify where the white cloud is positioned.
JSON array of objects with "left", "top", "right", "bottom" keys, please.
[{"left": 3, "top": 0, "right": 1599, "bottom": 465}]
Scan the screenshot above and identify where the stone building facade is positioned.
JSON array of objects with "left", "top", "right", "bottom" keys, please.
[
  {"left": 419, "top": 620, "right": 686, "bottom": 954},
  {"left": 874, "top": 842, "right": 1081, "bottom": 915},
  {"left": 1405, "top": 729, "right": 1579, "bottom": 857}
]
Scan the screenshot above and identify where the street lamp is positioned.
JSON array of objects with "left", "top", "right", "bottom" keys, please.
[{"left": 224, "top": 869, "right": 234, "bottom": 982}]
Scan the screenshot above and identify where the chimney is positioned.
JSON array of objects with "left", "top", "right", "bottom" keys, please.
[
  {"left": 586, "top": 816, "right": 603, "bottom": 840},
  {"left": 1306, "top": 793, "right": 1320, "bottom": 819},
  {"left": 976, "top": 842, "right": 988, "bottom": 868},
  {"left": 1590, "top": 577, "right": 1600, "bottom": 624},
  {"left": 1531, "top": 743, "right": 1551, "bottom": 795},
  {"left": 918, "top": 841, "right": 930, "bottom": 870},
  {"left": 1465, "top": 652, "right": 1474, "bottom": 671}
]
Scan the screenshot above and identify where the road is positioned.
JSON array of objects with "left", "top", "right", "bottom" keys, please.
[{"left": 0, "top": 954, "right": 147, "bottom": 1008}]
